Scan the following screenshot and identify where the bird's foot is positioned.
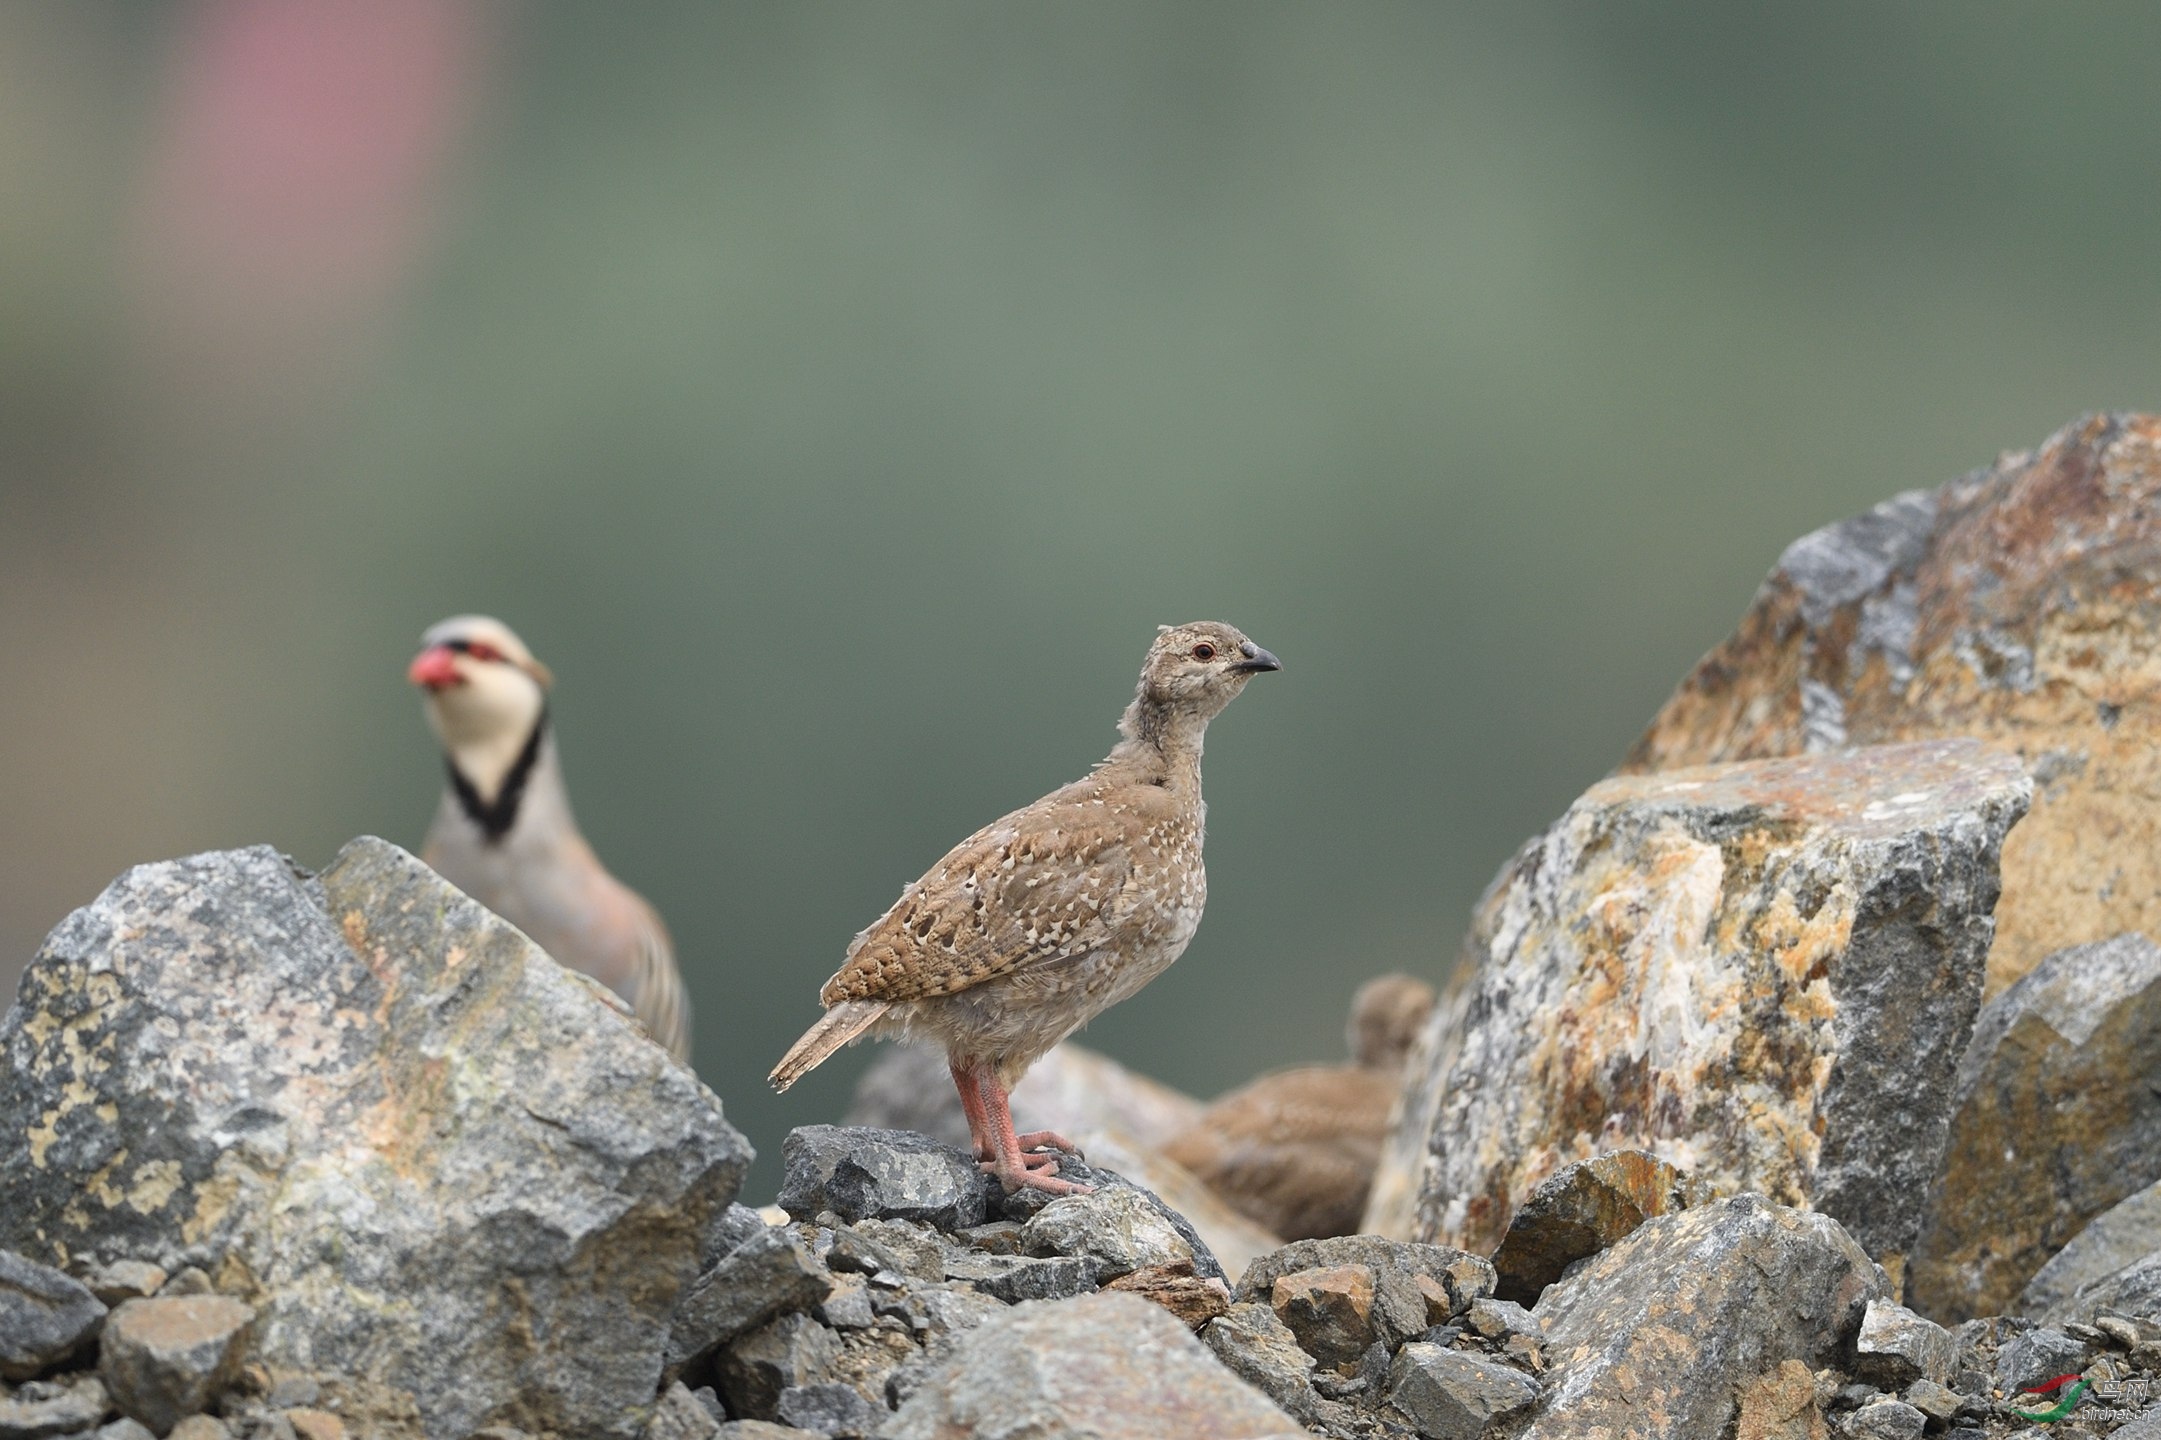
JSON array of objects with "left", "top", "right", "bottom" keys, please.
[
  {"left": 1013, "top": 1129, "right": 1084, "bottom": 1160},
  {"left": 979, "top": 1154, "right": 1093, "bottom": 1196}
]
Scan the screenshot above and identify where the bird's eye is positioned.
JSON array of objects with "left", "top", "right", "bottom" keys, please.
[
  {"left": 466, "top": 642, "right": 502, "bottom": 663},
  {"left": 1191, "top": 643, "right": 1216, "bottom": 661}
]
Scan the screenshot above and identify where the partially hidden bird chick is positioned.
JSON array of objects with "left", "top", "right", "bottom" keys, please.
[
  {"left": 770, "top": 622, "right": 1282, "bottom": 1196},
  {"left": 409, "top": 615, "right": 691, "bottom": 1061},
  {"left": 1161, "top": 972, "right": 1436, "bottom": 1240}
]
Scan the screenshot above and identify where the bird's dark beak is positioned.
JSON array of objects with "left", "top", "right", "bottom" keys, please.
[{"left": 1231, "top": 643, "right": 1282, "bottom": 674}]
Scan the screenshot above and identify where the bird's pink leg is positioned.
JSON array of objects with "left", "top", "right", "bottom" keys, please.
[
  {"left": 949, "top": 1058, "right": 996, "bottom": 1161},
  {"left": 976, "top": 1069, "right": 1091, "bottom": 1195}
]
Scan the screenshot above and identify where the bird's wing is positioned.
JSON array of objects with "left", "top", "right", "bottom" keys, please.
[
  {"left": 821, "top": 801, "right": 1139, "bottom": 1005},
  {"left": 625, "top": 891, "right": 692, "bottom": 1062}
]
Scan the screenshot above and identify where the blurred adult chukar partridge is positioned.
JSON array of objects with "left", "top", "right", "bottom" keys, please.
[
  {"left": 409, "top": 615, "right": 691, "bottom": 1060},
  {"left": 771, "top": 622, "right": 1281, "bottom": 1196},
  {"left": 1162, "top": 972, "right": 1436, "bottom": 1240}
]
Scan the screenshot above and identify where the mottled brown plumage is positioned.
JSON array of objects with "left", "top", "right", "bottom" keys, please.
[
  {"left": 1162, "top": 973, "right": 1436, "bottom": 1239},
  {"left": 771, "top": 621, "right": 1280, "bottom": 1195}
]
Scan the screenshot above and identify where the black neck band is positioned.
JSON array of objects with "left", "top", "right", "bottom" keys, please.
[{"left": 448, "top": 709, "right": 548, "bottom": 843}]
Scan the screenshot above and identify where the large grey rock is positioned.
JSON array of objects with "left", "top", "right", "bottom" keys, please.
[
  {"left": 882, "top": 1292, "right": 1302, "bottom": 1439},
  {"left": 2049, "top": 1248, "right": 2161, "bottom": 1327},
  {"left": 1522, "top": 1194, "right": 1878, "bottom": 1440},
  {"left": 0, "top": 1375, "right": 110, "bottom": 1438},
  {"left": 1912, "top": 932, "right": 2161, "bottom": 1321},
  {"left": 98, "top": 1295, "right": 252, "bottom": 1434},
  {"left": 1843, "top": 1400, "right": 1925, "bottom": 1440},
  {"left": 0, "top": 840, "right": 752, "bottom": 1440},
  {"left": 1623, "top": 414, "right": 2161, "bottom": 998},
  {"left": 1384, "top": 1343, "right": 1539, "bottom": 1440},
  {"left": 772, "top": 1383, "right": 883, "bottom": 1438},
  {"left": 668, "top": 1228, "right": 833, "bottom": 1371},
  {"left": 0, "top": 1249, "right": 106, "bottom": 1380},
  {"left": 642, "top": 1383, "right": 719, "bottom": 1440},
  {"left": 1375, "top": 741, "right": 2028, "bottom": 1274},
  {"left": 2023, "top": 1179, "right": 2161, "bottom": 1321}
]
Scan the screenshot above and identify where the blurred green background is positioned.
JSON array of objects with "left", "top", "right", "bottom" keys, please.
[{"left": 5, "top": 1, "right": 2160, "bottom": 1199}]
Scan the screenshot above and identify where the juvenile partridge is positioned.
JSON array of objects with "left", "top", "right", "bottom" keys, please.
[
  {"left": 409, "top": 615, "right": 691, "bottom": 1060},
  {"left": 770, "top": 621, "right": 1281, "bottom": 1195},
  {"left": 1162, "top": 972, "right": 1436, "bottom": 1240}
]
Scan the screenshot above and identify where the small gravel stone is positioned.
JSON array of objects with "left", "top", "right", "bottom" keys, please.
[
  {"left": 1017, "top": 1188, "right": 1193, "bottom": 1283},
  {"left": 774, "top": 1382, "right": 884, "bottom": 1439},
  {"left": 1271, "top": 1265, "right": 1378, "bottom": 1370},
  {"left": 1903, "top": 1379, "right": 1961, "bottom": 1424},
  {"left": 719, "top": 1313, "right": 842, "bottom": 1422},
  {"left": 1465, "top": 1297, "right": 1542, "bottom": 1342},
  {"left": 1997, "top": 1327, "right": 2089, "bottom": 1393},
  {"left": 1385, "top": 1342, "right": 1539, "bottom": 1439},
  {"left": 99, "top": 1296, "right": 254, "bottom": 1435},
  {"left": 644, "top": 1380, "right": 719, "bottom": 1440},
  {"left": 1843, "top": 1399, "right": 1927, "bottom": 1440},
  {"left": 93, "top": 1420, "right": 156, "bottom": 1440},
  {"left": 168, "top": 1417, "right": 234, "bottom": 1440},
  {"left": 74, "top": 1263, "right": 166, "bottom": 1311},
  {"left": 0, "top": 1373, "right": 110, "bottom": 1439},
  {"left": 1855, "top": 1301, "right": 1954, "bottom": 1388}
]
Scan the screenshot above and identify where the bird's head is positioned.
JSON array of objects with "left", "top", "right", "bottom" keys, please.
[
  {"left": 1135, "top": 621, "right": 1281, "bottom": 722},
  {"left": 1347, "top": 973, "right": 1438, "bottom": 1072},
  {"left": 409, "top": 615, "right": 552, "bottom": 772}
]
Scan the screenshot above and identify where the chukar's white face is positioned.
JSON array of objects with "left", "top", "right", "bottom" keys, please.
[{"left": 409, "top": 615, "right": 551, "bottom": 800}]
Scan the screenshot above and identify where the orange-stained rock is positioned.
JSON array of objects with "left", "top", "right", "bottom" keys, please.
[
  {"left": 1625, "top": 412, "right": 2161, "bottom": 997},
  {"left": 1103, "top": 1261, "right": 1233, "bottom": 1330},
  {"left": 1488, "top": 1149, "right": 1711, "bottom": 1305},
  {"left": 1269, "top": 1264, "right": 1377, "bottom": 1370},
  {"left": 1372, "top": 740, "right": 2028, "bottom": 1269},
  {"left": 1734, "top": 1359, "right": 1829, "bottom": 1440}
]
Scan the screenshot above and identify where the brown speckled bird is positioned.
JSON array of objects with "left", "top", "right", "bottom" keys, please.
[
  {"left": 770, "top": 621, "right": 1281, "bottom": 1195},
  {"left": 410, "top": 615, "right": 691, "bottom": 1061},
  {"left": 1161, "top": 973, "right": 1436, "bottom": 1239}
]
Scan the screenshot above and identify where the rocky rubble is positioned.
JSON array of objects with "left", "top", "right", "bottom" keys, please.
[{"left": 16, "top": 416, "right": 2161, "bottom": 1438}]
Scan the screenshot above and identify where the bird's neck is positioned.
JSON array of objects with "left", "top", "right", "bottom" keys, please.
[
  {"left": 445, "top": 711, "right": 570, "bottom": 844},
  {"left": 1112, "top": 695, "right": 1207, "bottom": 787}
]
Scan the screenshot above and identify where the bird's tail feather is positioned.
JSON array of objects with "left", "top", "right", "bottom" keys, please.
[{"left": 770, "top": 1001, "right": 891, "bottom": 1092}]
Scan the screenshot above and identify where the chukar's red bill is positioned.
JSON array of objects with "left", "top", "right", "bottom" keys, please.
[{"left": 409, "top": 614, "right": 690, "bottom": 1061}]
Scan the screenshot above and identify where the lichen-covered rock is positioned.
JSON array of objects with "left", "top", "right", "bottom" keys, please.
[
  {"left": 1910, "top": 932, "right": 2161, "bottom": 1322},
  {"left": 0, "top": 840, "right": 752, "bottom": 1440},
  {"left": 1383, "top": 1343, "right": 1539, "bottom": 1440},
  {"left": 881, "top": 1292, "right": 1303, "bottom": 1439},
  {"left": 0, "top": 1249, "right": 106, "bottom": 1380},
  {"left": 2021, "top": 1179, "right": 2161, "bottom": 1322},
  {"left": 1852, "top": 1301, "right": 1952, "bottom": 1389},
  {"left": 1625, "top": 413, "right": 2161, "bottom": 998},
  {"left": 1375, "top": 741, "right": 2027, "bottom": 1267},
  {"left": 1486, "top": 1150, "right": 1708, "bottom": 1306},
  {"left": 98, "top": 1296, "right": 252, "bottom": 1434},
  {"left": 1522, "top": 1195, "right": 1878, "bottom": 1440}
]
